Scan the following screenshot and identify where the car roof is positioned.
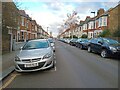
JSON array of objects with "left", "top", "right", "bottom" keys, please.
[{"left": 28, "top": 39, "right": 48, "bottom": 42}]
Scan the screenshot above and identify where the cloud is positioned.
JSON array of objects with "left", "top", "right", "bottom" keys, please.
[{"left": 22, "top": 1, "right": 119, "bottom": 37}]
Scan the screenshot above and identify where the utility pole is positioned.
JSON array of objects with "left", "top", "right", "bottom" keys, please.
[
  {"left": 91, "top": 11, "right": 95, "bottom": 38},
  {"left": 47, "top": 27, "right": 49, "bottom": 33}
]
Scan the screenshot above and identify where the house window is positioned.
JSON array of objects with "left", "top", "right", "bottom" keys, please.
[
  {"left": 99, "top": 18, "right": 102, "bottom": 27},
  {"left": 27, "top": 21, "right": 29, "bottom": 28},
  {"left": 103, "top": 16, "right": 107, "bottom": 26},
  {"left": 91, "top": 33, "right": 93, "bottom": 37},
  {"left": 21, "top": 17, "right": 24, "bottom": 26},
  {"left": 21, "top": 32, "right": 24, "bottom": 40}
]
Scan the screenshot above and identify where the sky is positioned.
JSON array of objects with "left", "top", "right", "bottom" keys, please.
[{"left": 13, "top": 0, "right": 119, "bottom": 37}]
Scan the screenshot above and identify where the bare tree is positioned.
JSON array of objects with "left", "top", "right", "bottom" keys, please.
[{"left": 64, "top": 11, "right": 80, "bottom": 29}]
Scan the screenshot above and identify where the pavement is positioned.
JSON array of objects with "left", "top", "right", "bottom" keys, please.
[{"left": 0, "top": 42, "right": 25, "bottom": 81}]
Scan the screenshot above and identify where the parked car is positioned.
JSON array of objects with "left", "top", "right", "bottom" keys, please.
[
  {"left": 14, "top": 39, "right": 55, "bottom": 72},
  {"left": 48, "top": 38, "right": 55, "bottom": 52},
  {"left": 76, "top": 38, "right": 89, "bottom": 49},
  {"left": 69, "top": 38, "right": 78, "bottom": 46},
  {"left": 64, "top": 38, "right": 71, "bottom": 44},
  {"left": 87, "top": 37, "right": 120, "bottom": 58}
]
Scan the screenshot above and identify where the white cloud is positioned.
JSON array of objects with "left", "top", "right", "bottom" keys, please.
[{"left": 23, "top": 1, "right": 119, "bottom": 37}]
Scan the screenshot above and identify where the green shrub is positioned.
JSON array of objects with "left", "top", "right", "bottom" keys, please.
[
  {"left": 73, "top": 35, "right": 78, "bottom": 38},
  {"left": 98, "top": 30, "right": 111, "bottom": 37},
  {"left": 81, "top": 34, "right": 87, "bottom": 38}
]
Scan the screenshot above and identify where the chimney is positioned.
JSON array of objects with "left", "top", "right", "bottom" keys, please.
[{"left": 97, "top": 8, "right": 105, "bottom": 16}]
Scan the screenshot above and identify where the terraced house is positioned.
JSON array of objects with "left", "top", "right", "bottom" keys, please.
[
  {"left": 18, "top": 10, "right": 50, "bottom": 42},
  {"left": 59, "top": 3, "right": 120, "bottom": 39},
  {"left": 2, "top": 2, "right": 50, "bottom": 53}
]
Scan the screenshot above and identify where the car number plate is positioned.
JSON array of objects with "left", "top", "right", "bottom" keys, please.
[{"left": 25, "top": 63, "right": 38, "bottom": 67}]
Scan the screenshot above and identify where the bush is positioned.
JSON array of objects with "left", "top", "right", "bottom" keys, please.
[
  {"left": 81, "top": 34, "right": 87, "bottom": 38},
  {"left": 98, "top": 30, "right": 111, "bottom": 37},
  {"left": 73, "top": 35, "right": 78, "bottom": 38}
]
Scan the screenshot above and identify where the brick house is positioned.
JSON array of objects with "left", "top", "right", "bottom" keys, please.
[
  {"left": 18, "top": 10, "right": 38, "bottom": 41},
  {"left": 82, "top": 16, "right": 91, "bottom": 36},
  {"left": 108, "top": 3, "right": 120, "bottom": 34},
  {"left": 19, "top": 10, "right": 29, "bottom": 42},
  {"left": 2, "top": 2, "right": 19, "bottom": 53},
  {"left": 31, "top": 20, "right": 37, "bottom": 39},
  {"left": 59, "top": 3, "right": 120, "bottom": 39}
]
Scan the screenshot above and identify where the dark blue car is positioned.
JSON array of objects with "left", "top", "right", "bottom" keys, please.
[
  {"left": 87, "top": 37, "right": 120, "bottom": 58},
  {"left": 76, "top": 38, "right": 89, "bottom": 49}
]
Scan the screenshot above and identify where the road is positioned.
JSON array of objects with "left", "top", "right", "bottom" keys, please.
[{"left": 2, "top": 40, "right": 118, "bottom": 88}]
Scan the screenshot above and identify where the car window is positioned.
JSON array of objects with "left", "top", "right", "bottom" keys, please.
[
  {"left": 97, "top": 38, "right": 103, "bottom": 43},
  {"left": 71, "top": 39, "right": 77, "bottom": 42},
  {"left": 22, "top": 40, "right": 49, "bottom": 50},
  {"left": 76, "top": 39, "right": 81, "bottom": 42},
  {"left": 91, "top": 38, "right": 97, "bottom": 43},
  {"left": 103, "top": 38, "right": 118, "bottom": 44},
  {"left": 82, "top": 39, "right": 88, "bottom": 42},
  {"left": 48, "top": 39, "right": 53, "bottom": 43}
]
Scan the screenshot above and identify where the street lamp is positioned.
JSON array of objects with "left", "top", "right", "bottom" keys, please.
[
  {"left": 91, "top": 11, "right": 95, "bottom": 38},
  {"left": 47, "top": 27, "right": 49, "bottom": 33}
]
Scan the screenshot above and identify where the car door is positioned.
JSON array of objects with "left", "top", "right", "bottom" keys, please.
[
  {"left": 95, "top": 38, "right": 103, "bottom": 53},
  {"left": 90, "top": 38, "right": 98, "bottom": 52}
]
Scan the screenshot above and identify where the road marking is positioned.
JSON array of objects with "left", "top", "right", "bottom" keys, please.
[
  {"left": 0, "top": 73, "right": 20, "bottom": 89},
  {"left": 43, "top": 66, "right": 57, "bottom": 73},
  {"left": 54, "top": 66, "right": 57, "bottom": 71}
]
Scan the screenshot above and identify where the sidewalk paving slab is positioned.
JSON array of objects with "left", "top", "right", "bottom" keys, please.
[{"left": 0, "top": 42, "right": 25, "bottom": 81}]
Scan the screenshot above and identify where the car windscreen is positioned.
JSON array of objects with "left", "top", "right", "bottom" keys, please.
[
  {"left": 82, "top": 39, "right": 88, "bottom": 42},
  {"left": 48, "top": 39, "right": 53, "bottom": 43},
  {"left": 22, "top": 41, "right": 49, "bottom": 50},
  {"left": 103, "top": 38, "right": 119, "bottom": 45},
  {"left": 71, "top": 39, "right": 77, "bottom": 42}
]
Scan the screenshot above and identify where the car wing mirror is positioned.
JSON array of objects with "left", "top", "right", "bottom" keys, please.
[{"left": 19, "top": 47, "right": 23, "bottom": 50}]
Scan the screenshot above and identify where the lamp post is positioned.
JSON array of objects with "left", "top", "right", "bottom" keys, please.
[
  {"left": 47, "top": 27, "right": 49, "bottom": 33},
  {"left": 91, "top": 11, "right": 95, "bottom": 38}
]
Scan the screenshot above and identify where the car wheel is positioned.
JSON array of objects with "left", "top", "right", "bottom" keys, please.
[
  {"left": 80, "top": 45, "right": 83, "bottom": 49},
  {"left": 101, "top": 49, "right": 108, "bottom": 58},
  {"left": 88, "top": 46, "right": 92, "bottom": 52}
]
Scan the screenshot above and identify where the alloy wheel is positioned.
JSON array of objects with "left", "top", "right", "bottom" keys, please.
[
  {"left": 88, "top": 46, "right": 91, "bottom": 52},
  {"left": 101, "top": 50, "right": 108, "bottom": 58}
]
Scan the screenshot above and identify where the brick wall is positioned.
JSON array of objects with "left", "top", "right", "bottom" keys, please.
[
  {"left": 2, "top": 2, "right": 19, "bottom": 54},
  {"left": 108, "top": 4, "right": 120, "bottom": 34}
]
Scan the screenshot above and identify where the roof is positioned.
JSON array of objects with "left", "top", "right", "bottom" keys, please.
[
  {"left": 19, "top": 10, "right": 31, "bottom": 20},
  {"left": 29, "top": 39, "right": 48, "bottom": 42}
]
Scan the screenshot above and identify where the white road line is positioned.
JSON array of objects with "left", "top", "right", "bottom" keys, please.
[{"left": 54, "top": 66, "right": 57, "bottom": 71}]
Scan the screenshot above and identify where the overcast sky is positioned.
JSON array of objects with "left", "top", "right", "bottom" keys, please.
[{"left": 13, "top": 0, "right": 119, "bottom": 37}]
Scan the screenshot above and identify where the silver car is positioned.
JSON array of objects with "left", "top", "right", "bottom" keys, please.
[
  {"left": 14, "top": 39, "right": 55, "bottom": 72},
  {"left": 48, "top": 38, "right": 55, "bottom": 52}
]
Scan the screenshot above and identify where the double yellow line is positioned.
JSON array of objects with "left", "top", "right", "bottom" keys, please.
[{"left": 0, "top": 73, "right": 20, "bottom": 89}]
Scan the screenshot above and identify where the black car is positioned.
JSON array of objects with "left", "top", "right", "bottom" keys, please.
[
  {"left": 76, "top": 38, "right": 89, "bottom": 49},
  {"left": 87, "top": 37, "right": 120, "bottom": 58},
  {"left": 69, "top": 38, "right": 78, "bottom": 46}
]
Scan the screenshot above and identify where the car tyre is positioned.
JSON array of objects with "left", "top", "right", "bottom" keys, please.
[
  {"left": 88, "top": 46, "right": 92, "bottom": 52},
  {"left": 101, "top": 49, "right": 108, "bottom": 58},
  {"left": 80, "top": 45, "right": 83, "bottom": 50}
]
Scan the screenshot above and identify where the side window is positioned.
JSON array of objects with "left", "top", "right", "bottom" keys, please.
[
  {"left": 97, "top": 38, "right": 103, "bottom": 43},
  {"left": 91, "top": 38, "right": 97, "bottom": 43}
]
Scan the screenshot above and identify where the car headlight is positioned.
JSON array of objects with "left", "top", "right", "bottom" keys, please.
[
  {"left": 109, "top": 46, "right": 117, "bottom": 52},
  {"left": 15, "top": 56, "right": 20, "bottom": 62},
  {"left": 43, "top": 53, "right": 52, "bottom": 59}
]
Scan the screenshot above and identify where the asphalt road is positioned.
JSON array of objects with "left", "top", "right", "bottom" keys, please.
[{"left": 3, "top": 40, "right": 119, "bottom": 88}]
